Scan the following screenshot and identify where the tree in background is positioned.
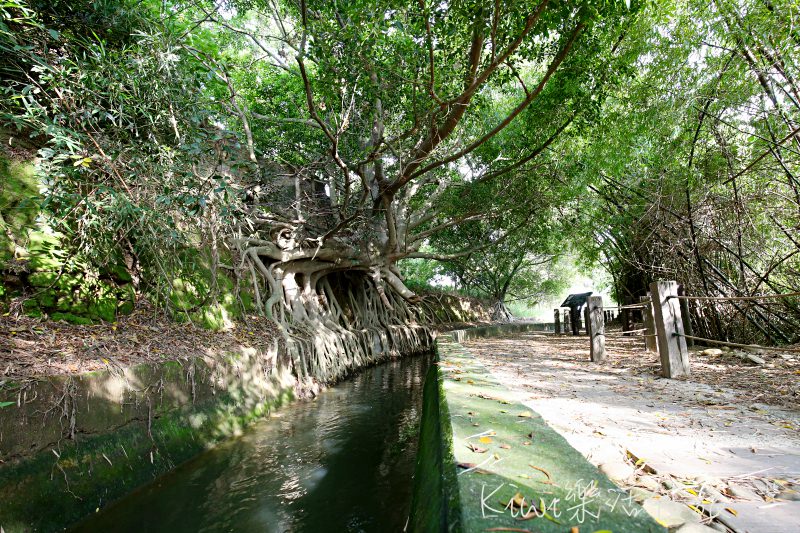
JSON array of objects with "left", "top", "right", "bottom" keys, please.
[
  {"left": 570, "top": 0, "right": 800, "bottom": 345},
  {"left": 427, "top": 175, "right": 573, "bottom": 321}
]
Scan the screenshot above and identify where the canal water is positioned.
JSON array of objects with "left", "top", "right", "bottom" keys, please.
[{"left": 70, "top": 354, "right": 431, "bottom": 533}]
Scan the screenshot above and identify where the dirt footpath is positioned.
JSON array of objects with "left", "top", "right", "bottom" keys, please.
[{"left": 462, "top": 331, "right": 800, "bottom": 532}]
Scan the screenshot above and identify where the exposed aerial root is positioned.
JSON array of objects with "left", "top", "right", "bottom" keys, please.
[{"left": 235, "top": 245, "right": 433, "bottom": 387}]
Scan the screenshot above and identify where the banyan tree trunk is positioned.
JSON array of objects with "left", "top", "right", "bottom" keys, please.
[
  {"left": 257, "top": 267, "right": 433, "bottom": 391},
  {"left": 491, "top": 300, "right": 514, "bottom": 323}
]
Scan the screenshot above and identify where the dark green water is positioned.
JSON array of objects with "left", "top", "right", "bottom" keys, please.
[{"left": 70, "top": 354, "right": 431, "bottom": 533}]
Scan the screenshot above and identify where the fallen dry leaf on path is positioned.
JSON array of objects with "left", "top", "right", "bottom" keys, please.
[{"left": 467, "top": 442, "right": 488, "bottom": 453}]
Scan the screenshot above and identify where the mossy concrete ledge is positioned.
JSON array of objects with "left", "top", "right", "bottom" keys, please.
[
  {"left": 411, "top": 331, "right": 666, "bottom": 532},
  {"left": 0, "top": 346, "right": 296, "bottom": 533},
  {"left": 447, "top": 321, "right": 552, "bottom": 343}
]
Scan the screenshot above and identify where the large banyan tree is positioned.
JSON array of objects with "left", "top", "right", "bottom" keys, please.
[
  {"left": 0, "top": 0, "right": 644, "bottom": 382},
  {"left": 192, "top": 0, "right": 644, "bottom": 379}
]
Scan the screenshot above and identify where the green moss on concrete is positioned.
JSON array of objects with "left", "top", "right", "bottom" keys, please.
[
  {"left": 0, "top": 155, "right": 39, "bottom": 262},
  {"left": 171, "top": 268, "right": 248, "bottom": 330},
  {"left": 0, "top": 160, "right": 246, "bottom": 327},
  {"left": 0, "top": 366, "right": 295, "bottom": 533},
  {"left": 25, "top": 231, "right": 66, "bottom": 271},
  {"left": 17, "top": 265, "right": 136, "bottom": 324},
  {"left": 0, "top": 153, "right": 137, "bottom": 324},
  {"left": 409, "top": 362, "right": 464, "bottom": 532},
  {"left": 50, "top": 311, "right": 93, "bottom": 325},
  {"left": 197, "top": 303, "right": 226, "bottom": 330},
  {"left": 412, "top": 333, "right": 667, "bottom": 533}
]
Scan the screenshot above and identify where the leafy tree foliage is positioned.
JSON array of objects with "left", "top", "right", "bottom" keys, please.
[
  {"left": 1, "top": 0, "right": 247, "bottom": 304},
  {"left": 570, "top": 0, "right": 800, "bottom": 345},
  {"left": 174, "top": 0, "right": 646, "bottom": 373}
]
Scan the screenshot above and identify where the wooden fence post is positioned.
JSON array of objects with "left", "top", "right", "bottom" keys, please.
[
  {"left": 554, "top": 309, "right": 561, "bottom": 334},
  {"left": 641, "top": 294, "right": 657, "bottom": 353},
  {"left": 587, "top": 295, "right": 606, "bottom": 362},
  {"left": 622, "top": 297, "right": 632, "bottom": 336},
  {"left": 650, "top": 280, "right": 690, "bottom": 378}
]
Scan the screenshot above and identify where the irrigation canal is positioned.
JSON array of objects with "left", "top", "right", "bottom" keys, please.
[{"left": 70, "top": 354, "right": 432, "bottom": 533}]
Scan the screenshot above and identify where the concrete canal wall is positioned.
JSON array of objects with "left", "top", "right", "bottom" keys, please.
[
  {"left": 411, "top": 324, "right": 666, "bottom": 532},
  {"left": 0, "top": 325, "right": 433, "bottom": 532},
  {"left": 0, "top": 346, "right": 297, "bottom": 532}
]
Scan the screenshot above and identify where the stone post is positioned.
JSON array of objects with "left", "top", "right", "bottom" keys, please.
[
  {"left": 554, "top": 309, "right": 561, "bottom": 334},
  {"left": 650, "top": 280, "right": 690, "bottom": 378},
  {"left": 587, "top": 295, "right": 606, "bottom": 362}
]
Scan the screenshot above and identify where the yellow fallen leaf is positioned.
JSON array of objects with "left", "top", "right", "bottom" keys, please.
[
  {"left": 467, "top": 379, "right": 475, "bottom": 384},
  {"left": 517, "top": 411, "right": 533, "bottom": 418},
  {"left": 502, "top": 491, "right": 527, "bottom": 509},
  {"left": 479, "top": 436, "right": 493, "bottom": 444},
  {"left": 725, "top": 507, "right": 738, "bottom": 516}
]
